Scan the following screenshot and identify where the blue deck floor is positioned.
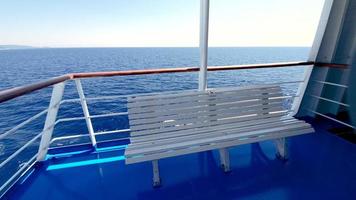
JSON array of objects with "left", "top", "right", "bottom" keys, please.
[{"left": 4, "top": 119, "right": 356, "bottom": 200}]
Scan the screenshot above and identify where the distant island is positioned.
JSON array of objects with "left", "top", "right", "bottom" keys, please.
[{"left": 0, "top": 45, "right": 38, "bottom": 50}]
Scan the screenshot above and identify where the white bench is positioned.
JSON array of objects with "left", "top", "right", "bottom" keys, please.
[{"left": 124, "top": 85, "right": 314, "bottom": 186}]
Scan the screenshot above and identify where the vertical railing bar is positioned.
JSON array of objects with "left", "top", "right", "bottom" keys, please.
[
  {"left": 198, "top": 0, "right": 210, "bottom": 91},
  {"left": 37, "top": 82, "right": 66, "bottom": 161},
  {"left": 308, "top": 94, "right": 350, "bottom": 107},
  {"left": 291, "top": 66, "right": 313, "bottom": 116},
  {"left": 75, "top": 79, "right": 97, "bottom": 148}
]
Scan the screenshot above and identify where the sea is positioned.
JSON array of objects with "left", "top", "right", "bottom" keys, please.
[{"left": 0, "top": 47, "right": 309, "bottom": 178}]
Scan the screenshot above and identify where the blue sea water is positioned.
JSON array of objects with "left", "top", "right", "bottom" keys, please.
[{"left": 0, "top": 47, "right": 309, "bottom": 181}]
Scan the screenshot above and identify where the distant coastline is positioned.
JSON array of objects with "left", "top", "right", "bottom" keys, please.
[{"left": 0, "top": 45, "right": 39, "bottom": 50}]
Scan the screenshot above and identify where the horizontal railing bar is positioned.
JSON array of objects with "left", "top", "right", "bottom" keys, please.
[
  {"left": 49, "top": 142, "right": 93, "bottom": 150},
  {"left": 278, "top": 80, "right": 304, "bottom": 84},
  {"left": 49, "top": 137, "right": 130, "bottom": 150},
  {"left": 312, "top": 80, "right": 348, "bottom": 88},
  {"left": 308, "top": 94, "right": 350, "bottom": 107},
  {"left": 0, "top": 75, "right": 71, "bottom": 103},
  {"left": 90, "top": 112, "right": 128, "bottom": 119},
  {"left": 72, "top": 61, "right": 315, "bottom": 79},
  {"left": 68, "top": 95, "right": 126, "bottom": 102},
  {"left": 0, "top": 109, "right": 48, "bottom": 140},
  {"left": 55, "top": 117, "right": 86, "bottom": 124},
  {"left": 0, "top": 132, "right": 42, "bottom": 169},
  {"left": 55, "top": 112, "right": 128, "bottom": 124},
  {"left": 276, "top": 95, "right": 299, "bottom": 99},
  {"left": 50, "top": 133, "right": 88, "bottom": 143},
  {"left": 0, "top": 154, "right": 37, "bottom": 197},
  {"left": 51, "top": 129, "right": 131, "bottom": 143},
  {"left": 0, "top": 61, "right": 348, "bottom": 104},
  {"left": 95, "top": 129, "right": 131, "bottom": 136},
  {"left": 313, "top": 62, "right": 348, "bottom": 68},
  {"left": 307, "top": 109, "right": 355, "bottom": 129},
  {"left": 60, "top": 99, "right": 81, "bottom": 104}
]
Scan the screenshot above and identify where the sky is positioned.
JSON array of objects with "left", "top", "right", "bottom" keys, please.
[{"left": 0, "top": 0, "right": 325, "bottom": 47}]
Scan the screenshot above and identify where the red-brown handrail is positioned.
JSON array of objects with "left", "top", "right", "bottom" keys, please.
[{"left": 0, "top": 61, "right": 348, "bottom": 103}]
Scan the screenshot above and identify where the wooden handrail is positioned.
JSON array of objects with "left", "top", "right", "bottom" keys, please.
[
  {"left": 0, "top": 75, "right": 72, "bottom": 103},
  {"left": 0, "top": 61, "right": 348, "bottom": 103}
]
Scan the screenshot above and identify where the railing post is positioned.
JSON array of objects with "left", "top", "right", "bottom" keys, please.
[
  {"left": 37, "top": 82, "right": 66, "bottom": 161},
  {"left": 291, "top": 66, "right": 313, "bottom": 116},
  {"left": 75, "top": 79, "right": 97, "bottom": 148},
  {"left": 198, "top": 0, "right": 210, "bottom": 91}
]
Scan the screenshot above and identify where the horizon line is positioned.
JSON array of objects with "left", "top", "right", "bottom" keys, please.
[{"left": 1, "top": 45, "right": 311, "bottom": 49}]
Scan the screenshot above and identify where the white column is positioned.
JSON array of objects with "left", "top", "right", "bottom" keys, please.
[
  {"left": 198, "top": 0, "right": 210, "bottom": 91},
  {"left": 37, "top": 82, "right": 66, "bottom": 161}
]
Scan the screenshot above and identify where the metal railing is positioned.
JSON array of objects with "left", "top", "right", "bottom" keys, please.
[
  {"left": 0, "top": 61, "right": 349, "bottom": 195},
  {"left": 0, "top": 61, "right": 347, "bottom": 104},
  {"left": 306, "top": 79, "right": 354, "bottom": 129}
]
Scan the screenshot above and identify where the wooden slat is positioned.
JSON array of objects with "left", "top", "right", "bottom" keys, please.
[
  {"left": 129, "top": 93, "right": 283, "bottom": 120},
  {"left": 130, "top": 101, "right": 283, "bottom": 127},
  {"left": 128, "top": 92, "right": 284, "bottom": 114},
  {"left": 128, "top": 87, "right": 280, "bottom": 109},
  {"left": 131, "top": 111, "right": 287, "bottom": 137},
  {"left": 125, "top": 127, "right": 314, "bottom": 164},
  {"left": 128, "top": 118, "right": 301, "bottom": 148},
  {"left": 126, "top": 123, "right": 311, "bottom": 155},
  {"left": 130, "top": 105, "right": 285, "bottom": 134},
  {"left": 130, "top": 114, "right": 292, "bottom": 144}
]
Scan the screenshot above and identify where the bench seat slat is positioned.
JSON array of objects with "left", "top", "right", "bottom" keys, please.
[
  {"left": 128, "top": 118, "right": 302, "bottom": 149},
  {"left": 130, "top": 116, "right": 297, "bottom": 144},
  {"left": 125, "top": 127, "right": 314, "bottom": 164},
  {"left": 126, "top": 122, "right": 311, "bottom": 156}
]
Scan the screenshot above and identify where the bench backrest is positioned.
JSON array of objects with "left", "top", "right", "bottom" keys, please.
[{"left": 127, "top": 85, "right": 286, "bottom": 137}]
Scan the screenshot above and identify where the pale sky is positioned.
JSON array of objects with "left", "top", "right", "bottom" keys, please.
[{"left": 0, "top": 0, "right": 325, "bottom": 47}]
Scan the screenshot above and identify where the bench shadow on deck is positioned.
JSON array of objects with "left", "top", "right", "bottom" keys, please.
[{"left": 4, "top": 119, "right": 356, "bottom": 200}]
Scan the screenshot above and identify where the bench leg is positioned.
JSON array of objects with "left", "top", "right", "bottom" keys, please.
[
  {"left": 219, "top": 148, "right": 231, "bottom": 172},
  {"left": 152, "top": 160, "right": 161, "bottom": 187},
  {"left": 275, "top": 138, "right": 288, "bottom": 161}
]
